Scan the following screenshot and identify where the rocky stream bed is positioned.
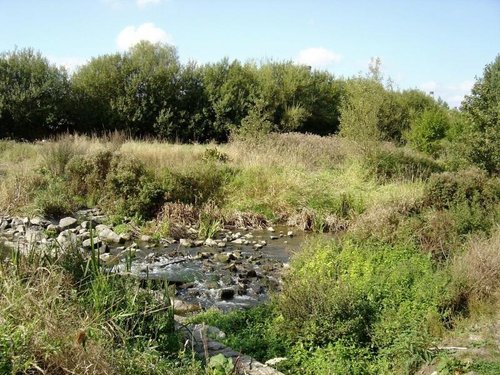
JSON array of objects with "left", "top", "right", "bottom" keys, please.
[{"left": 0, "top": 209, "right": 311, "bottom": 314}]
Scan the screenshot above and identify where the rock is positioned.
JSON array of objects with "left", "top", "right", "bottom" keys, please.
[
  {"left": 82, "top": 237, "right": 102, "bottom": 249},
  {"left": 193, "top": 240, "right": 205, "bottom": 247},
  {"left": 287, "top": 230, "right": 294, "bottom": 237},
  {"left": 172, "top": 299, "right": 201, "bottom": 315},
  {"left": 246, "top": 269, "right": 257, "bottom": 278},
  {"left": 120, "top": 232, "right": 132, "bottom": 242},
  {"left": 231, "top": 238, "right": 245, "bottom": 245},
  {"left": 140, "top": 235, "right": 152, "bottom": 242},
  {"left": 0, "top": 220, "right": 7, "bottom": 230},
  {"left": 269, "top": 235, "right": 279, "bottom": 240},
  {"left": 217, "top": 242, "right": 226, "bottom": 248},
  {"left": 180, "top": 238, "right": 193, "bottom": 247},
  {"left": 253, "top": 243, "right": 264, "bottom": 250},
  {"left": 267, "top": 226, "right": 275, "bottom": 232},
  {"left": 30, "top": 217, "right": 48, "bottom": 227},
  {"left": 219, "top": 288, "right": 235, "bottom": 300},
  {"left": 265, "top": 357, "right": 288, "bottom": 366},
  {"left": 59, "top": 217, "right": 78, "bottom": 230},
  {"left": 46, "top": 224, "right": 60, "bottom": 233},
  {"left": 94, "top": 224, "right": 109, "bottom": 233},
  {"left": 215, "top": 253, "right": 230, "bottom": 263},
  {"left": 56, "top": 230, "right": 78, "bottom": 250},
  {"left": 98, "top": 228, "right": 123, "bottom": 244},
  {"left": 15, "top": 225, "right": 25, "bottom": 234},
  {"left": 204, "top": 238, "right": 218, "bottom": 247},
  {"left": 244, "top": 233, "right": 254, "bottom": 239}
]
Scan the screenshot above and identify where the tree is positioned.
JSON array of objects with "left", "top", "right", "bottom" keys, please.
[
  {"left": 0, "top": 48, "right": 71, "bottom": 139},
  {"left": 460, "top": 55, "right": 500, "bottom": 174}
]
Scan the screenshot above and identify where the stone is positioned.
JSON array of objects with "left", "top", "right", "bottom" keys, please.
[
  {"left": 231, "top": 238, "right": 245, "bottom": 245},
  {"left": 204, "top": 238, "right": 218, "bottom": 247},
  {"left": 172, "top": 299, "right": 201, "bottom": 315},
  {"left": 59, "top": 217, "right": 78, "bottom": 230},
  {"left": 120, "top": 232, "right": 132, "bottom": 241},
  {"left": 219, "top": 288, "right": 235, "bottom": 300},
  {"left": 56, "top": 229, "right": 78, "bottom": 250},
  {"left": 95, "top": 224, "right": 109, "bottom": 233},
  {"left": 98, "top": 228, "right": 123, "bottom": 244},
  {"left": 287, "top": 230, "right": 294, "bottom": 237},
  {"left": 267, "top": 226, "right": 275, "bottom": 232},
  {"left": 46, "top": 224, "right": 60, "bottom": 233},
  {"left": 253, "top": 243, "right": 264, "bottom": 250},
  {"left": 30, "top": 217, "right": 48, "bottom": 227},
  {"left": 217, "top": 242, "right": 226, "bottom": 248},
  {"left": 82, "top": 237, "right": 102, "bottom": 249},
  {"left": 270, "top": 235, "right": 279, "bottom": 240},
  {"left": 140, "top": 235, "right": 152, "bottom": 242},
  {"left": 194, "top": 240, "right": 205, "bottom": 247},
  {"left": 180, "top": 238, "right": 193, "bottom": 247},
  {"left": 265, "top": 357, "right": 288, "bottom": 366}
]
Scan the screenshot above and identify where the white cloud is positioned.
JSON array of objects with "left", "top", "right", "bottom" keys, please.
[
  {"left": 136, "top": 0, "right": 162, "bottom": 8},
  {"left": 296, "top": 47, "right": 342, "bottom": 68},
  {"left": 418, "top": 80, "right": 474, "bottom": 108},
  {"left": 116, "top": 23, "right": 173, "bottom": 51},
  {"left": 49, "top": 56, "right": 88, "bottom": 74}
]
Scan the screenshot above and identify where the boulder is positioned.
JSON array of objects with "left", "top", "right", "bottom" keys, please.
[
  {"left": 59, "top": 217, "right": 78, "bottom": 230},
  {"left": 98, "top": 228, "right": 123, "bottom": 244}
]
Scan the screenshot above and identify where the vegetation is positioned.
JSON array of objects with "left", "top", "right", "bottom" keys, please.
[{"left": 0, "top": 47, "right": 499, "bottom": 374}]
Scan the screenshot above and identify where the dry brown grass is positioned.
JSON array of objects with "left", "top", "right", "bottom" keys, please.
[
  {"left": 0, "top": 264, "right": 116, "bottom": 374},
  {"left": 451, "top": 228, "right": 500, "bottom": 306}
]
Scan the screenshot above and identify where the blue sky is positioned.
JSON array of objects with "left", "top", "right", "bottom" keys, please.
[{"left": 1, "top": 0, "right": 499, "bottom": 107}]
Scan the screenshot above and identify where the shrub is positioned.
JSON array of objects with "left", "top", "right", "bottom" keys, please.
[
  {"left": 34, "top": 177, "right": 76, "bottom": 218},
  {"left": 451, "top": 230, "right": 500, "bottom": 307},
  {"left": 104, "top": 154, "right": 165, "bottom": 219},
  {"left": 424, "top": 169, "right": 499, "bottom": 234},
  {"left": 165, "top": 162, "right": 235, "bottom": 206},
  {"left": 277, "top": 237, "right": 450, "bottom": 372},
  {"left": 406, "top": 107, "right": 449, "bottom": 155},
  {"left": 365, "top": 146, "right": 442, "bottom": 181}
]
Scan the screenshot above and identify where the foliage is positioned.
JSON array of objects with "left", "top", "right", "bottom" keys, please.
[
  {"left": 460, "top": 55, "right": 500, "bottom": 175},
  {"left": 0, "top": 48, "right": 71, "bottom": 140},
  {"left": 277, "top": 237, "right": 450, "bottom": 373},
  {"left": 365, "top": 145, "right": 443, "bottom": 181},
  {"left": 406, "top": 107, "right": 450, "bottom": 155}
]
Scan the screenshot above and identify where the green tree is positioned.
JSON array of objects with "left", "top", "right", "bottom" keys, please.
[
  {"left": 0, "top": 48, "right": 71, "bottom": 139},
  {"left": 460, "top": 55, "right": 500, "bottom": 174},
  {"left": 406, "top": 107, "right": 450, "bottom": 155}
]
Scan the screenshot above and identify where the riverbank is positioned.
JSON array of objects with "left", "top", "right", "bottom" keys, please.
[{"left": 0, "top": 133, "right": 499, "bottom": 374}]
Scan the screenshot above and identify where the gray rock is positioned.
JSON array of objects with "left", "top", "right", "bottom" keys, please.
[
  {"left": 82, "top": 237, "right": 102, "bottom": 249},
  {"left": 59, "top": 217, "right": 78, "bottom": 230},
  {"left": 287, "top": 230, "right": 294, "bottom": 237},
  {"left": 98, "top": 228, "right": 123, "bottom": 244},
  {"left": 231, "top": 238, "right": 245, "bottom": 245},
  {"left": 267, "top": 226, "right": 275, "bottom": 232},
  {"left": 30, "top": 217, "right": 48, "bottom": 227},
  {"left": 193, "top": 240, "right": 205, "bottom": 247},
  {"left": 253, "top": 243, "right": 264, "bottom": 250},
  {"left": 217, "top": 241, "right": 226, "bottom": 248},
  {"left": 46, "top": 224, "right": 60, "bottom": 233},
  {"left": 57, "top": 229, "right": 78, "bottom": 250},
  {"left": 204, "top": 238, "right": 218, "bottom": 247},
  {"left": 270, "top": 235, "right": 279, "bottom": 240},
  {"left": 140, "top": 235, "right": 152, "bottom": 242},
  {"left": 180, "top": 238, "right": 193, "bottom": 247}
]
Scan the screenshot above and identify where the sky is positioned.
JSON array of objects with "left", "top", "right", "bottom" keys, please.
[{"left": 1, "top": 0, "right": 499, "bottom": 108}]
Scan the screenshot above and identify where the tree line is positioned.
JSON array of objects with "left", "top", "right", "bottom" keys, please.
[{"left": 0, "top": 42, "right": 498, "bottom": 173}]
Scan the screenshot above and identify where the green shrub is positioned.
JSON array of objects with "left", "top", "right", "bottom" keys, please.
[
  {"left": 406, "top": 107, "right": 449, "bottom": 156},
  {"left": 34, "top": 177, "right": 76, "bottom": 218},
  {"left": 165, "top": 162, "right": 236, "bottom": 206},
  {"left": 277, "top": 237, "right": 451, "bottom": 373},
  {"left": 365, "top": 146, "right": 442, "bottom": 181},
  {"left": 104, "top": 155, "right": 165, "bottom": 219},
  {"left": 424, "top": 169, "right": 499, "bottom": 234},
  {"left": 201, "top": 147, "right": 229, "bottom": 163}
]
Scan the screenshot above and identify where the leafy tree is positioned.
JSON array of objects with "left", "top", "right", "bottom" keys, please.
[
  {"left": 0, "top": 48, "right": 71, "bottom": 139},
  {"left": 460, "top": 55, "right": 500, "bottom": 174},
  {"left": 339, "top": 77, "right": 385, "bottom": 142},
  {"left": 406, "top": 107, "right": 449, "bottom": 155}
]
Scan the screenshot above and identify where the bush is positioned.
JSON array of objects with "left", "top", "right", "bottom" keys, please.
[
  {"left": 424, "top": 169, "right": 499, "bottom": 234},
  {"left": 34, "top": 177, "right": 76, "bottom": 218},
  {"left": 165, "top": 162, "right": 236, "bottom": 206},
  {"left": 104, "top": 154, "right": 165, "bottom": 219},
  {"left": 277, "top": 237, "right": 450, "bottom": 373},
  {"left": 365, "top": 146, "right": 443, "bottom": 181},
  {"left": 406, "top": 107, "right": 449, "bottom": 155},
  {"left": 451, "top": 230, "right": 500, "bottom": 307}
]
